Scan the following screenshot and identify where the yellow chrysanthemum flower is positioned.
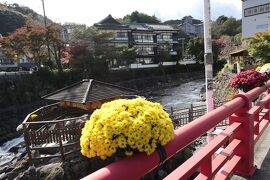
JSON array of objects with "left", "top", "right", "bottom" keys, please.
[{"left": 80, "top": 98, "right": 174, "bottom": 159}]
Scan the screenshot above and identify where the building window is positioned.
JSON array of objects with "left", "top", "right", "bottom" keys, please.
[
  {"left": 136, "top": 58, "right": 153, "bottom": 64},
  {"left": 115, "top": 31, "right": 128, "bottom": 41},
  {"left": 136, "top": 45, "right": 154, "bottom": 55},
  {"left": 157, "top": 33, "right": 173, "bottom": 42},
  {"left": 116, "top": 32, "right": 127, "bottom": 38},
  {"left": 244, "top": 3, "right": 270, "bottom": 17},
  {"left": 133, "top": 33, "right": 153, "bottom": 43}
]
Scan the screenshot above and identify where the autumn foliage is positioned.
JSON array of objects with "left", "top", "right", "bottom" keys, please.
[{"left": 0, "top": 21, "right": 64, "bottom": 72}]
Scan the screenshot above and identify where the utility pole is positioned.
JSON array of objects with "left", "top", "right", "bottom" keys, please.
[
  {"left": 181, "top": 38, "right": 185, "bottom": 59},
  {"left": 178, "top": 38, "right": 185, "bottom": 60},
  {"left": 41, "top": 0, "right": 52, "bottom": 66},
  {"left": 203, "top": 0, "right": 214, "bottom": 112},
  {"left": 204, "top": 0, "right": 215, "bottom": 144}
]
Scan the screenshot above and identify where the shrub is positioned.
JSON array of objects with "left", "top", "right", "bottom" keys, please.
[{"left": 230, "top": 69, "right": 269, "bottom": 92}]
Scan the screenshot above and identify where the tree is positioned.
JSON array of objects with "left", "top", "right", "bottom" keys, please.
[
  {"left": 245, "top": 29, "right": 270, "bottom": 63},
  {"left": 215, "top": 15, "right": 228, "bottom": 25},
  {"left": 119, "top": 47, "right": 137, "bottom": 66},
  {"left": 70, "top": 27, "right": 127, "bottom": 79},
  {"left": 186, "top": 37, "right": 225, "bottom": 64},
  {"left": 0, "top": 21, "right": 64, "bottom": 72},
  {"left": 47, "top": 24, "right": 64, "bottom": 72},
  {"left": 186, "top": 37, "right": 204, "bottom": 63},
  {"left": 212, "top": 16, "right": 241, "bottom": 38},
  {"left": 0, "top": 21, "right": 47, "bottom": 65},
  {"left": 123, "top": 11, "right": 161, "bottom": 24}
]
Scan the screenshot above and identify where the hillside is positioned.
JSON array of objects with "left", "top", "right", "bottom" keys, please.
[{"left": 0, "top": 3, "right": 52, "bottom": 36}]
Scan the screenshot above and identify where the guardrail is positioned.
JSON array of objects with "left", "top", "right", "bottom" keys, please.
[
  {"left": 0, "top": 71, "right": 31, "bottom": 80},
  {"left": 82, "top": 80, "right": 270, "bottom": 179},
  {"left": 22, "top": 103, "right": 89, "bottom": 163},
  {"left": 170, "top": 102, "right": 228, "bottom": 128}
]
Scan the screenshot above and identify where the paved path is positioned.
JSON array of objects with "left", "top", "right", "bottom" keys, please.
[{"left": 232, "top": 124, "right": 270, "bottom": 180}]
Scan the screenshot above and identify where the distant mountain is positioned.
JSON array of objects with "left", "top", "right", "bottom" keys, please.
[{"left": 0, "top": 3, "right": 53, "bottom": 36}]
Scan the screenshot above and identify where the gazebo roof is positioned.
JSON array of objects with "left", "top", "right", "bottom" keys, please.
[
  {"left": 229, "top": 49, "right": 248, "bottom": 56},
  {"left": 43, "top": 79, "right": 137, "bottom": 103}
]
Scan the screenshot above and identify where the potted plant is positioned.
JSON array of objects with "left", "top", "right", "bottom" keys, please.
[
  {"left": 230, "top": 69, "right": 269, "bottom": 92},
  {"left": 80, "top": 98, "right": 174, "bottom": 160}
]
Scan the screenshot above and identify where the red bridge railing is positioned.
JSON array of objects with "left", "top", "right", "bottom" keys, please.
[{"left": 82, "top": 81, "right": 270, "bottom": 180}]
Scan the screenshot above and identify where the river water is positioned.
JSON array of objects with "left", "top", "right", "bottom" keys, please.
[
  {"left": 0, "top": 78, "right": 205, "bottom": 167},
  {"left": 150, "top": 79, "right": 205, "bottom": 110},
  {"left": 0, "top": 135, "right": 24, "bottom": 167}
]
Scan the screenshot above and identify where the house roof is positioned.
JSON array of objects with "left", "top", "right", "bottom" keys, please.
[
  {"left": 94, "top": 15, "right": 178, "bottom": 32},
  {"left": 129, "top": 24, "right": 152, "bottom": 31},
  {"left": 146, "top": 24, "right": 177, "bottom": 31},
  {"left": 96, "top": 14, "right": 122, "bottom": 25},
  {"left": 43, "top": 79, "right": 137, "bottom": 103},
  {"left": 192, "top": 19, "right": 203, "bottom": 25},
  {"left": 229, "top": 49, "right": 248, "bottom": 56},
  {"left": 94, "top": 15, "right": 129, "bottom": 29}
]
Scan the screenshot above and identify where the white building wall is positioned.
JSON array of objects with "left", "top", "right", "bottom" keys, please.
[{"left": 242, "top": 0, "right": 270, "bottom": 38}]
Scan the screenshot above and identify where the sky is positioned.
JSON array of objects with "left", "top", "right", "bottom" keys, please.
[{"left": 2, "top": 0, "right": 242, "bottom": 26}]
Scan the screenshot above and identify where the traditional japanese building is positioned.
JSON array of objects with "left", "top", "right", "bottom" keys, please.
[
  {"left": 94, "top": 15, "right": 179, "bottom": 65},
  {"left": 178, "top": 16, "right": 204, "bottom": 36}
]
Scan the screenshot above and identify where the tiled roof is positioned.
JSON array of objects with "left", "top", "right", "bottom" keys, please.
[
  {"left": 146, "top": 24, "right": 177, "bottom": 31},
  {"left": 94, "top": 15, "right": 181, "bottom": 33},
  {"left": 96, "top": 14, "right": 122, "bottom": 25},
  {"left": 43, "top": 79, "right": 137, "bottom": 103},
  {"left": 129, "top": 24, "right": 151, "bottom": 31}
]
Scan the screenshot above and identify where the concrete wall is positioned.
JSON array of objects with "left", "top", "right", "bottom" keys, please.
[{"left": 242, "top": 0, "right": 270, "bottom": 38}]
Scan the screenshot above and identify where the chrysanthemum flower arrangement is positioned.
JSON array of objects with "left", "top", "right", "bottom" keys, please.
[
  {"left": 80, "top": 98, "right": 174, "bottom": 160},
  {"left": 230, "top": 69, "right": 269, "bottom": 92}
]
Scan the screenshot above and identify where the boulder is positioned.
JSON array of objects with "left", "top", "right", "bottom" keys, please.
[
  {"left": 6, "top": 172, "right": 18, "bottom": 180},
  {"left": 38, "top": 163, "right": 64, "bottom": 180},
  {"left": 18, "top": 165, "right": 38, "bottom": 180}
]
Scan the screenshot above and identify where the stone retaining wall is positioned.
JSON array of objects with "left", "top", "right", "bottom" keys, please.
[{"left": 0, "top": 101, "right": 45, "bottom": 144}]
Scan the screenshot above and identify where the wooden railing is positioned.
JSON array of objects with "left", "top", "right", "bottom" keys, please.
[
  {"left": 22, "top": 103, "right": 89, "bottom": 163},
  {"left": 82, "top": 81, "right": 270, "bottom": 180},
  {"left": 170, "top": 102, "right": 228, "bottom": 128}
]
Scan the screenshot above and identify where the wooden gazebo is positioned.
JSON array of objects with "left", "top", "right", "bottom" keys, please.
[
  {"left": 22, "top": 79, "right": 136, "bottom": 163},
  {"left": 43, "top": 79, "right": 137, "bottom": 110},
  {"left": 229, "top": 49, "right": 256, "bottom": 72}
]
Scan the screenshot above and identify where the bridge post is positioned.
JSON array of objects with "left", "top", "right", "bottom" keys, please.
[
  {"left": 229, "top": 94, "right": 256, "bottom": 177},
  {"left": 265, "top": 88, "right": 270, "bottom": 120}
]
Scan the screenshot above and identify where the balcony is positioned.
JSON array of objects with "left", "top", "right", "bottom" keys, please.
[
  {"left": 110, "top": 37, "right": 128, "bottom": 42},
  {"left": 138, "top": 51, "right": 155, "bottom": 56},
  {"left": 169, "top": 51, "right": 177, "bottom": 55}
]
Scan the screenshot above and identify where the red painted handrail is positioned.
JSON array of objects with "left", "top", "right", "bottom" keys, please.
[{"left": 82, "top": 81, "right": 270, "bottom": 180}]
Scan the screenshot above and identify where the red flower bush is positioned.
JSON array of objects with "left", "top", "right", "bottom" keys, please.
[{"left": 230, "top": 70, "right": 269, "bottom": 92}]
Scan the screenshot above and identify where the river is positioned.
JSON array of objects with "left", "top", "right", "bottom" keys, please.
[
  {"left": 0, "top": 135, "right": 25, "bottom": 167},
  {"left": 0, "top": 78, "right": 205, "bottom": 167},
  {"left": 150, "top": 79, "right": 205, "bottom": 109}
]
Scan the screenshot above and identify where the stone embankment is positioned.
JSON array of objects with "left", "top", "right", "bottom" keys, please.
[
  {"left": 0, "top": 101, "right": 45, "bottom": 145},
  {"left": 213, "top": 67, "right": 237, "bottom": 104}
]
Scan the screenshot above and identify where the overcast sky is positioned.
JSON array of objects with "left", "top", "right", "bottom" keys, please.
[{"left": 2, "top": 0, "right": 242, "bottom": 26}]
